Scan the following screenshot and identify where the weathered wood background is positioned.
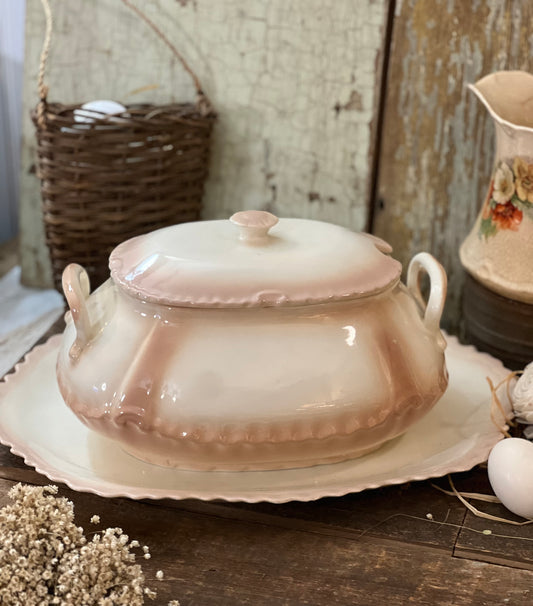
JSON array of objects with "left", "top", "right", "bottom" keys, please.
[
  {"left": 373, "top": 0, "right": 533, "bottom": 330},
  {"left": 19, "top": 0, "right": 533, "bottom": 330}
]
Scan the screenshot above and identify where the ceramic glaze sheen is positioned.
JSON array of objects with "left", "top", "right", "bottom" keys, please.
[
  {"left": 57, "top": 212, "right": 448, "bottom": 471},
  {"left": 460, "top": 71, "right": 533, "bottom": 304}
]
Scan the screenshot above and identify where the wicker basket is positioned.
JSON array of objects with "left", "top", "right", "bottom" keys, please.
[{"left": 34, "top": 0, "right": 216, "bottom": 292}]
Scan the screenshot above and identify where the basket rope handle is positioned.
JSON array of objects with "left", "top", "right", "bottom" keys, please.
[
  {"left": 37, "top": 0, "right": 213, "bottom": 128},
  {"left": 120, "top": 0, "right": 212, "bottom": 114},
  {"left": 37, "top": 0, "right": 53, "bottom": 127}
]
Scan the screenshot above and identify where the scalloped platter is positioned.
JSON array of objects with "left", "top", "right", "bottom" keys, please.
[{"left": 0, "top": 334, "right": 511, "bottom": 503}]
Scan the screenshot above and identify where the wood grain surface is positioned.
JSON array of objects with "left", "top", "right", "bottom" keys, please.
[
  {"left": 373, "top": 0, "right": 533, "bottom": 331},
  {"left": 0, "top": 464, "right": 532, "bottom": 605}
]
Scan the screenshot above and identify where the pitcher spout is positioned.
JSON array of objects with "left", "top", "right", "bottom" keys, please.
[{"left": 469, "top": 71, "right": 533, "bottom": 133}]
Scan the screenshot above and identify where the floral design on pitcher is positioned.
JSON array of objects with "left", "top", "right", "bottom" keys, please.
[{"left": 479, "top": 157, "right": 533, "bottom": 238}]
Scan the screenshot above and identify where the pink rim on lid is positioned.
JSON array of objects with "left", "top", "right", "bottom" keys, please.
[{"left": 109, "top": 211, "right": 402, "bottom": 308}]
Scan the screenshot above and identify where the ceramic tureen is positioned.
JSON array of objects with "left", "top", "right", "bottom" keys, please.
[{"left": 57, "top": 211, "right": 448, "bottom": 471}]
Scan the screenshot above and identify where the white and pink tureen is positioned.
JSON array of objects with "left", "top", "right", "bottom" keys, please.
[{"left": 57, "top": 211, "right": 448, "bottom": 471}]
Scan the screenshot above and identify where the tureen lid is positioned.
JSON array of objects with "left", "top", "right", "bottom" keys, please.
[{"left": 109, "top": 211, "right": 402, "bottom": 307}]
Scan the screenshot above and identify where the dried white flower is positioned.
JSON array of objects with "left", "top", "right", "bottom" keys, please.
[
  {"left": 156, "top": 570, "right": 164, "bottom": 580},
  {"left": 0, "top": 483, "right": 180, "bottom": 605},
  {"left": 144, "top": 553, "right": 152, "bottom": 560}
]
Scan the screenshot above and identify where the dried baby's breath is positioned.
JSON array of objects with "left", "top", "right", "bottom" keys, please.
[{"left": 0, "top": 483, "right": 179, "bottom": 605}]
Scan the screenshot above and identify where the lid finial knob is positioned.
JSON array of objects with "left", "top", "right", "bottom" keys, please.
[{"left": 230, "top": 211, "right": 279, "bottom": 243}]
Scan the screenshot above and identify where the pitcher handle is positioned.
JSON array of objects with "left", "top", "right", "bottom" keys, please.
[
  {"left": 407, "top": 253, "right": 447, "bottom": 335},
  {"left": 62, "top": 263, "right": 94, "bottom": 359}
]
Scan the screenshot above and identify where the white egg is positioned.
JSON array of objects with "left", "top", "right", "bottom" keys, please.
[
  {"left": 74, "top": 100, "right": 127, "bottom": 124},
  {"left": 488, "top": 438, "right": 533, "bottom": 520}
]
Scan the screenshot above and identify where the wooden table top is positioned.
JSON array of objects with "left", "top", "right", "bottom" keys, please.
[{"left": 1, "top": 322, "right": 532, "bottom": 605}]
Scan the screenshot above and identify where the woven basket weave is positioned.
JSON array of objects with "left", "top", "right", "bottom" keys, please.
[{"left": 34, "top": 0, "right": 216, "bottom": 292}]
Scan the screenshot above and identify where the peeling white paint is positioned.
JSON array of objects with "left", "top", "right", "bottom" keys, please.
[
  {"left": 375, "top": 0, "right": 533, "bottom": 329},
  {"left": 20, "top": 0, "right": 388, "bottom": 286}
]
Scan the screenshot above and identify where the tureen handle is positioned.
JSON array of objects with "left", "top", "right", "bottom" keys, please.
[
  {"left": 407, "top": 253, "right": 447, "bottom": 335},
  {"left": 62, "top": 263, "right": 94, "bottom": 359}
]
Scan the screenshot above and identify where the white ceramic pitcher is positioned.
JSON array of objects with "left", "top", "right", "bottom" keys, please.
[{"left": 460, "top": 71, "right": 533, "bottom": 304}]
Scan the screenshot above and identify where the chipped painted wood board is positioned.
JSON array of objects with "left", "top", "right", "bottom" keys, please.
[
  {"left": 19, "top": 0, "right": 389, "bottom": 288},
  {"left": 373, "top": 0, "right": 533, "bottom": 330}
]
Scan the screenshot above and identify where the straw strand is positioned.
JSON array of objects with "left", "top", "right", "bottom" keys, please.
[
  {"left": 488, "top": 372, "right": 518, "bottom": 438},
  {"left": 445, "top": 475, "right": 533, "bottom": 525}
]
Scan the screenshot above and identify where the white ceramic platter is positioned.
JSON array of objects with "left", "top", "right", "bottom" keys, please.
[{"left": 0, "top": 334, "right": 510, "bottom": 503}]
